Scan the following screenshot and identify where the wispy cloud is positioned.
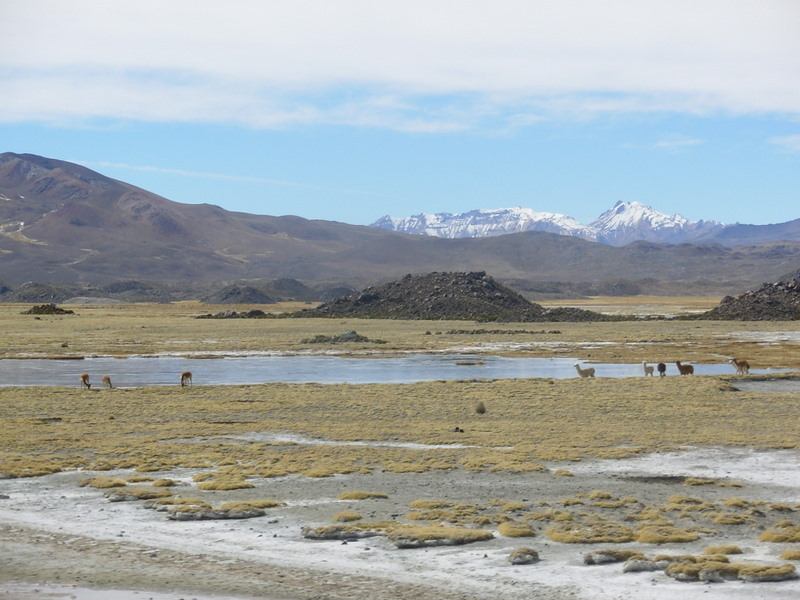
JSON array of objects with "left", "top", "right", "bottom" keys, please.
[
  {"left": 3, "top": 1, "right": 800, "bottom": 129},
  {"left": 770, "top": 135, "right": 800, "bottom": 152},
  {"left": 652, "top": 135, "right": 704, "bottom": 151},
  {"left": 88, "top": 162, "right": 382, "bottom": 196}
]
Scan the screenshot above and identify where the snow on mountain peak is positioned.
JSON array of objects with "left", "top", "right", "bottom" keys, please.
[
  {"left": 371, "top": 202, "right": 727, "bottom": 246},
  {"left": 372, "top": 207, "right": 598, "bottom": 241}
]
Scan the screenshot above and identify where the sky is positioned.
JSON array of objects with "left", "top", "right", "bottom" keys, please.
[{"left": 2, "top": 0, "right": 799, "bottom": 227}]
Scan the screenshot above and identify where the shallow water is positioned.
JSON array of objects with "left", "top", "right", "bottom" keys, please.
[{"left": 0, "top": 355, "right": 779, "bottom": 387}]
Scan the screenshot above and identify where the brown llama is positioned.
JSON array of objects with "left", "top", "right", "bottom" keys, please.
[
  {"left": 180, "top": 371, "right": 193, "bottom": 387},
  {"left": 101, "top": 375, "right": 113, "bottom": 389},
  {"left": 79, "top": 373, "right": 91, "bottom": 389},
  {"left": 675, "top": 361, "right": 694, "bottom": 375},
  {"left": 729, "top": 358, "right": 750, "bottom": 375}
]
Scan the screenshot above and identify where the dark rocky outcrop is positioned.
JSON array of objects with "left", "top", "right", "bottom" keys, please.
[
  {"left": 297, "top": 271, "right": 615, "bottom": 322},
  {"left": 698, "top": 271, "right": 800, "bottom": 320},
  {"left": 196, "top": 309, "right": 268, "bottom": 319},
  {"left": 201, "top": 285, "right": 277, "bottom": 304},
  {"left": 300, "top": 330, "right": 375, "bottom": 343},
  {"left": 22, "top": 303, "right": 74, "bottom": 315}
]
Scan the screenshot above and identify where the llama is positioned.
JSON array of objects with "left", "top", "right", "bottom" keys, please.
[
  {"left": 675, "top": 361, "right": 694, "bottom": 375},
  {"left": 574, "top": 363, "right": 596, "bottom": 378},
  {"left": 101, "top": 375, "right": 113, "bottom": 389},
  {"left": 79, "top": 373, "right": 91, "bottom": 389},
  {"left": 180, "top": 371, "right": 193, "bottom": 387},
  {"left": 657, "top": 363, "right": 667, "bottom": 377},
  {"left": 729, "top": 358, "right": 750, "bottom": 375},
  {"left": 642, "top": 361, "right": 654, "bottom": 376}
]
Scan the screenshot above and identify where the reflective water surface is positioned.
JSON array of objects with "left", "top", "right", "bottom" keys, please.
[{"left": 0, "top": 354, "right": 777, "bottom": 387}]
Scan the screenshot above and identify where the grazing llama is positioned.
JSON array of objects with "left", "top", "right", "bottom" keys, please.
[
  {"left": 675, "top": 361, "right": 694, "bottom": 375},
  {"left": 101, "top": 375, "right": 113, "bottom": 389},
  {"left": 729, "top": 358, "right": 750, "bottom": 375},
  {"left": 642, "top": 361, "right": 655, "bottom": 376},
  {"left": 657, "top": 362, "right": 667, "bottom": 377},
  {"left": 180, "top": 371, "right": 193, "bottom": 387},
  {"left": 574, "top": 363, "right": 596, "bottom": 378},
  {"left": 79, "top": 373, "right": 91, "bottom": 389}
]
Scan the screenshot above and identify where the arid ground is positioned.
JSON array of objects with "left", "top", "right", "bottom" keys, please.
[{"left": 1, "top": 298, "right": 800, "bottom": 599}]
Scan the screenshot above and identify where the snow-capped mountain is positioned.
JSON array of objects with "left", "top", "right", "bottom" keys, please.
[
  {"left": 371, "top": 208, "right": 598, "bottom": 241},
  {"left": 371, "top": 202, "right": 727, "bottom": 247},
  {"left": 590, "top": 201, "right": 726, "bottom": 245}
]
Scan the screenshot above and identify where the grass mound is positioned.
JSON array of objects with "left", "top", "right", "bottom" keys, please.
[
  {"left": 388, "top": 525, "right": 494, "bottom": 548},
  {"left": 545, "top": 520, "right": 635, "bottom": 544}
]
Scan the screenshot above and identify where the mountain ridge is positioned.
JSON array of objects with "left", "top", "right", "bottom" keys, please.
[
  {"left": 2, "top": 152, "right": 800, "bottom": 298},
  {"left": 371, "top": 202, "right": 794, "bottom": 247}
]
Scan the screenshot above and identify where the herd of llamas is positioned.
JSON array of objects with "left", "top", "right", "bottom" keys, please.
[{"left": 77, "top": 359, "right": 751, "bottom": 388}]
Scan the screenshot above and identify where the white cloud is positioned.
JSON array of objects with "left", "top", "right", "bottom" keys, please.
[
  {"left": 2, "top": 0, "right": 800, "bottom": 129},
  {"left": 87, "top": 162, "right": 381, "bottom": 195},
  {"left": 770, "top": 135, "right": 800, "bottom": 152},
  {"left": 652, "top": 135, "right": 704, "bottom": 151}
]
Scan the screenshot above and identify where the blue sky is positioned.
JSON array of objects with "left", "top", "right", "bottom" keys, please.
[{"left": 2, "top": 1, "right": 799, "bottom": 226}]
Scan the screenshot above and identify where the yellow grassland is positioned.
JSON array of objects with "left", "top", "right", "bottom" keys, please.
[
  {"left": 2, "top": 297, "right": 800, "bottom": 558},
  {"left": 1, "top": 300, "right": 799, "bottom": 368},
  {"left": 1, "top": 369, "right": 799, "bottom": 479}
]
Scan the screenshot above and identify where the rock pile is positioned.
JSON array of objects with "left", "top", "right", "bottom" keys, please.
[
  {"left": 298, "top": 271, "right": 612, "bottom": 322},
  {"left": 700, "top": 272, "right": 800, "bottom": 320},
  {"left": 22, "top": 303, "right": 74, "bottom": 315}
]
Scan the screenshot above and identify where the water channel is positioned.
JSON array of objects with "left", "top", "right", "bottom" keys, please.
[{"left": 0, "top": 355, "right": 781, "bottom": 387}]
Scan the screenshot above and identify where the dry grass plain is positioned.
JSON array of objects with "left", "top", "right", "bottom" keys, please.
[
  {"left": 2, "top": 297, "right": 800, "bottom": 599},
  {"left": 2, "top": 297, "right": 800, "bottom": 475}
]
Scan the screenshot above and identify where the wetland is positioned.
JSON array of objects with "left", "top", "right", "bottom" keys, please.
[{"left": 1, "top": 299, "right": 800, "bottom": 600}]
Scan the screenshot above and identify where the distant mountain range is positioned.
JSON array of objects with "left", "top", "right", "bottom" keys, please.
[
  {"left": 2, "top": 152, "right": 800, "bottom": 299},
  {"left": 372, "top": 203, "right": 799, "bottom": 247}
]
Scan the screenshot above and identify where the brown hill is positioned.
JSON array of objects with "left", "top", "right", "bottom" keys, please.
[{"left": 2, "top": 152, "right": 800, "bottom": 297}]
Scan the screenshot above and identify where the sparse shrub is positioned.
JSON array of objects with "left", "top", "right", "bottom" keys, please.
[
  {"left": 338, "top": 491, "right": 389, "bottom": 500},
  {"left": 738, "top": 563, "right": 798, "bottom": 582},
  {"left": 635, "top": 525, "right": 700, "bottom": 544},
  {"left": 334, "top": 510, "right": 363, "bottom": 522},
  {"left": 587, "top": 490, "right": 614, "bottom": 500},
  {"left": 583, "top": 549, "right": 643, "bottom": 565},
  {"left": 545, "top": 520, "right": 635, "bottom": 544},
  {"left": 760, "top": 522, "right": 800, "bottom": 543},
  {"left": 104, "top": 487, "right": 172, "bottom": 501},
  {"left": 79, "top": 476, "right": 126, "bottom": 489},
  {"left": 388, "top": 525, "right": 494, "bottom": 548},
  {"left": 410, "top": 499, "right": 452, "bottom": 509},
  {"left": 780, "top": 548, "right": 800, "bottom": 561},
  {"left": 684, "top": 477, "right": 715, "bottom": 486},
  {"left": 497, "top": 521, "right": 535, "bottom": 537},
  {"left": 704, "top": 545, "right": 742, "bottom": 555},
  {"left": 218, "top": 500, "right": 285, "bottom": 511},
  {"left": 197, "top": 478, "right": 255, "bottom": 491}
]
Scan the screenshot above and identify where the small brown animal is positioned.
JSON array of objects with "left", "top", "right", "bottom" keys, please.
[
  {"left": 729, "top": 358, "right": 750, "bottom": 375},
  {"left": 180, "top": 371, "right": 193, "bottom": 387},
  {"left": 101, "top": 375, "right": 113, "bottom": 389},
  {"left": 642, "top": 361, "right": 654, "bottom": 376},
  {"left": 574, "top": 363, "right": 595, "bottom": 378},
  {"left": 675, "top": 361, "right": 694, "bottom": 375},
  {"left": 79, "top": 373, "right": 91, "bottom": 389}
]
